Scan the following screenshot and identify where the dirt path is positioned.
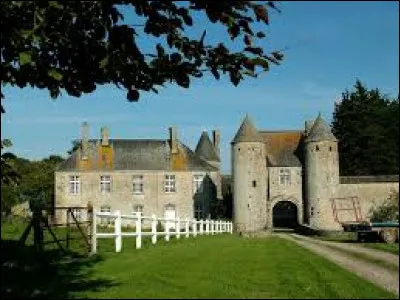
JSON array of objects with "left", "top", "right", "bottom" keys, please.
[
  {"left": 292, "top": 234, "right": 399, "bottom": 267},
  {"left": 276, "top": 233, "right": 399, "bottom": 296}
]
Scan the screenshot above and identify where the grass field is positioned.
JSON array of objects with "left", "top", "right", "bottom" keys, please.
[{"left": 1, "top": 219, "right": 396, "bottom": 299}]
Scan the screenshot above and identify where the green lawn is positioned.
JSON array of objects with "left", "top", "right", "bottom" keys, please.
[{"left": 1, "top": 219, "right": 396, "bottom": 299}]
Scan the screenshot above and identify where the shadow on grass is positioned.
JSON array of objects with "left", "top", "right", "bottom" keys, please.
[{"left": 1, "top": 239, "right": 118, "bottom": 299}]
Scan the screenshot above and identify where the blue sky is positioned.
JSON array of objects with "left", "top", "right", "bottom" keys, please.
[{"left": 1, "top": 1, "right": 399, "bottom": 174}]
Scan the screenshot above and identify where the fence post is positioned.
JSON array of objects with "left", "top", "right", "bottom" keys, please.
[
  {"left": 211, "top": 220, "right": 215, "bottom": 235},
  {"left": 185, "top": 218, "right": 189, "bottom": 238},
  {"left": 230, "top": 222, "right": 233, "bottom": 234},
  {"left": 151, "top": 214, "right": 157, "bottom": 244},
  {"left": 199, "top": 219, "right": 204, "bottom": 235},
  {"left": 136, "top": 212, "right": 142, "bottom": 249},
  {"left": 165, "top": 218, "right": 170, "bottom": 242},
  {"left": 91, "top": 209, "right": 97, "bottom": 254},
  {"left": 176, "top": 217, "right": 180, "bottom": 239},
  {"left": 193, "top": 219, "right": 197, "bottom": 237},
  {"left": 115, "top": 210, "right": 122, "bottom": 253},
  {"left": 205, "top": 219, "right": 209, "bottom": 235}
]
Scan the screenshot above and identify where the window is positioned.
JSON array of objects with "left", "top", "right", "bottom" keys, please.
[
  {"left": 194, "top": 204, "right": 203, "bottom": 220},
  {"left": 133, "top": 204, "right": 143, "bottom": 216},
  {"left": 100, "top": 175, "right": 111, "bottom": 193},
  {"left": 100, "top": 206, "right": 111, "bottom": 225},
  {"left": 69, "top": 175, "right": 80, "bottom": 195},
  {"left": 164, "top": 174, "right": 176, "bottom": 193},
  {"left": 279, "top": 169, "right": 291, "bottom": 185},
  {"left": 252, "top": 180, "right": 257, "bottom": 187},
  {"left": 132, "top": 175, "right": 144, "bottom": 194},
  {"left": 193, "top": 174, "right": 204, "bottom": 194},
  {"left": 71, "top": 209, "right": 82, "bottom": 222},
  {"left": 316, "top": 145, "right": 320, "bottom": 151}
]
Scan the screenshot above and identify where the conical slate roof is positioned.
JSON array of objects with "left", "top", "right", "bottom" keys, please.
[
  {"left": 232, "top": 114, "right": 263, "bottom": 143},
  {"left": 195, "top": 131, "right": 220, "bottom": 162},
  {"left": 305, "top": 114, "right": 337, "bottom": 142}
]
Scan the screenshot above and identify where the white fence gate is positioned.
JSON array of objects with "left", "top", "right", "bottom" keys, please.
[{"left": 91, "top": 210, "right": 233, "bottom": 254}]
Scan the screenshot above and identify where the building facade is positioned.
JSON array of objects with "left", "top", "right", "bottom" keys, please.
[
  {"left": 55, "top": 123, "right": 222, "bottom": 227},
  {"left": 232, "top": 114, "right": 399, "bottom": 232}
]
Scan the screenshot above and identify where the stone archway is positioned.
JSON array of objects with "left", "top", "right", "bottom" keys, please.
[
  {"left": 272, "top": 201, "right": 298, "bottom": 228},
  {"left": 267, "top": 196, "right": 302, "bottom": 230}
]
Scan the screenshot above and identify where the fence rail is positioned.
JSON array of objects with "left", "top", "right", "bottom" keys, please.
[{"left": 92, "top": 210, "right": 233, "bottom": 253}]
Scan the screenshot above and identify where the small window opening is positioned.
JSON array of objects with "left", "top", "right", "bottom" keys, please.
[
  {"left": 316, "top": 145, "right": 320, "bottom": 151},
  {"left": 252, "top": 180, "right": 257, "bottom": 187}
]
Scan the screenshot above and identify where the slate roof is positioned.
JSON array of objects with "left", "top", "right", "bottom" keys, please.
[
  {"left": 305, "top": 114, "right": 337, "bottom": 143},
  {"left": 195, "top": 132, "right": 220, "bottom": 162},
  {"left": 232, "top": 114, "right": 263, "bottom": 143},
  {"left": 259, "top": 131, "right": 304, "bottom": 167},
  {"left": 56, "top": 139, "right": 218, "bottom": 171}
]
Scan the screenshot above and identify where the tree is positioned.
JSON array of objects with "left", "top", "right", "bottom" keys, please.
[
  {"left": 1, "top": 139, "right": 20, "bottom": 186},
  {"left": 1, "top": 1, "right": 283, "bottom": 112},
  {"left": 332, "top": 80, "right": 399, "bottom": 176},
  {"left": 369, "top": 190, "right": 399, "bottom": 222},
  {"left": 0, "top": 153, "right": 64, "bottom": 215}
]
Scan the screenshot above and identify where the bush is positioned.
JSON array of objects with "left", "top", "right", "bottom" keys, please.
[
  {"left": 156, "top": 221, "right": 164, "bottom": 232},
  {"left": 369, "top": 190, "right": 399, "bottom": 222}
]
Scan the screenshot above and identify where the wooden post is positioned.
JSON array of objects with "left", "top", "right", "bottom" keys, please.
[
  {"left": 91, "top": 209, "right": 97, "bottom": 254},
  {"left": 87, "top": 203, "right": 93, "bottom": 252},
  {"left": 193, "top": 219, "right": 197, "bottom": 237},
  {"left": 199, "top": 219, "right": 204, "bottom": 235},
  {"left": 66, "top": 208, "right": 70, "bottom": 250},
  {"left": 230, "top": 222, "right": 233, "bottom": 234},
  {"left": 165, "top": 218, "right": 170, "bottom": 242},
  {"left": 176, "top": 217, "right": 180, "bottom": 239},
  {"left": 185, "top": 218, "right": 189, "bottom": 238},
  {"left": 136, "top": 212, "right": 142, "bottom": 249},
  {"left": 115, "top": 210, "right": 122, "bottom": 252},
  {"left": 205, "top": 219, "right": 209, "bottom": 235},
  {"left": 211, "top": 220, "right": 215, "bottom": 235},
  {"left": 151, "top": 214, "right": 157, "bottom": 245}
]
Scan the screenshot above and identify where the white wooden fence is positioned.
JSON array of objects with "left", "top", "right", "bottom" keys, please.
[{"left": 91, "top": 209, "right": 233, "bottom": 253}]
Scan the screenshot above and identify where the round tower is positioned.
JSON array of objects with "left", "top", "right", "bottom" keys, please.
[
  {"left": 232, "top": 115, "right": 267, "bottom": 233},
  {"left": 304, "top": 114, "right": 340, "bottom": 231}
]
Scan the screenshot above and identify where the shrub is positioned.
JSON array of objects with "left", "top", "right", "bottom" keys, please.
[
  {"left": 156, "top": 221, "right": 164, "bottom": 232},
  {"left": 369, "top": 190, "right": 399, "bottom": 222}
]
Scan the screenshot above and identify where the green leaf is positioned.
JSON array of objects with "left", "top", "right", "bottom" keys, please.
[
  {"left": 48, "top": 69, "right": 63, "bottom": 81},
  {"left": 243, "top": 70, "right": 256, "bottom": 77},
  {"left": 251, "top": 58, "right": 269, "bottom": 70},
  {"left": 99, "top": 56, "right": 109, "bottom": 68},
  {"left": 49, "top": 1, "right": 63, "bottom": 9},
  {"left": 19, "top": 52, "right": 32, "bottom": 65}
]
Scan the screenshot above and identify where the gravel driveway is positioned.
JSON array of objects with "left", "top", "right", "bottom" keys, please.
[{"left": 276, "top": 233, "right": 399, "bottom": 296}]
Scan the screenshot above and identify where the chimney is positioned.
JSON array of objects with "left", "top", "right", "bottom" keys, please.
[
  {"left": 212, "top": 129, "right": 220, "bottom": 157},
  {"left": 81, "top": 122, "right": 89, "bottom": 160},
  {"left": 101, "top": 126, "right": 109, "bottom": 146},
  {"left": 169, "top": 126, "right": 178, "bottom": 154}
]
